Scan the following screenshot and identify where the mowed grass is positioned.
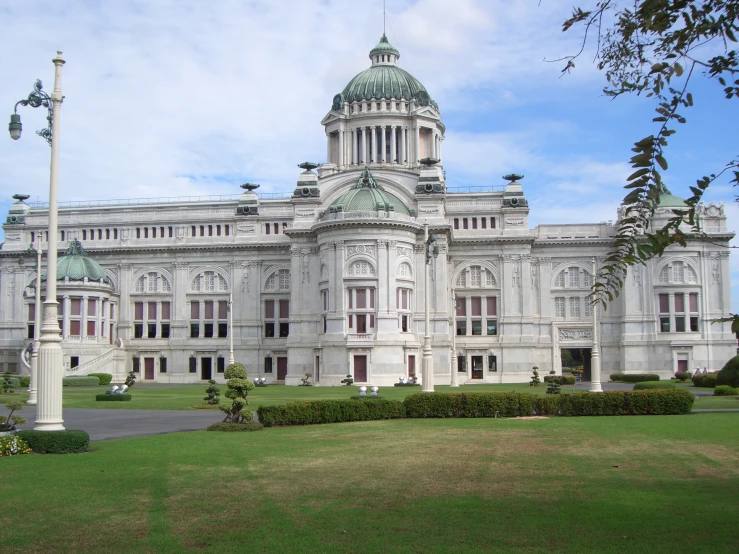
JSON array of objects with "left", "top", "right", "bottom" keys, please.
[{"left": 2, "top": 413, "right": 738, "bottom": 553}]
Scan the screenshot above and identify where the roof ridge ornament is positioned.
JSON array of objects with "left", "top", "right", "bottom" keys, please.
[
  {"left": 353, "top": 166, "right": 384, "bottom": 190},
  {"left": 65, "top": 239, "right": 88, "bottom": 257}
]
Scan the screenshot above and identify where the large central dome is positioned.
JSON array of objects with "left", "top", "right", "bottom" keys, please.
[{"left": 333, "top": 35, "right": 437, "bottom": 110}]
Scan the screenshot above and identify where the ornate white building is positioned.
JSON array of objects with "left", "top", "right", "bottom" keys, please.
[{"left": 0, "top": 35, "right": 735, "bottom": 384}]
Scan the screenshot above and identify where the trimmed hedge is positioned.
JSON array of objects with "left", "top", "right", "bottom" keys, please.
[
  {"left": 3, "top": 376, "right": 21, "bottom": 388},
  {"left": 96, "top": 393, "right": 132, "bottom": 402},
  {"left": 674, "top": 371, "right": 691, "bottom": 382},
  {"left": 207, "top": 422, "right": 264, "bottom": 432},
  {"left": 393, "top": 383, "right": 421, "bottom": 387},
  {"left": 89, "top": 373, "right": 113, "bottom": 386},
  {"left": 16, "top": 430, "right": 89, "bottom": 454},
  {"left": 19, "top": 376, "right": 30, "bottom": 387},
  {"left": 543, "top": 375, "right": 577, "bottom": 386},
  {"left": 713, "top": 385, "right": 738, "bottom": 396},
  {"left": 62, "top": 376, "right": 100, "bottom": 387},
  {"left": 404, "top": 392, "right": 538, "bottom": 418},
  {"left": 717, "top": 356, "right": 739, "bottom": 388},
  {"left": 692, "top": 373, "right": 718, "bottom": 388},
  {"left": 610, "top": 373, "right": 660, "bottom": 383},
  {"left": 257, "top": 399, "right": 406, "bottom": 426},
  {"left": 633, "top": 381, "right": 676, "bottom": 391}
]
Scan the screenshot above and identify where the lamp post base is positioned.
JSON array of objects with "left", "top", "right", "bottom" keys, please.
[
  {"left": 34, "top": 309, "right": 65, "bottom": 431},
  {"left": 421, "top": 344, "right": 434, "bottom": 393}
]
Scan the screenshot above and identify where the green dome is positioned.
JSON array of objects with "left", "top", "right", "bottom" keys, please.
[
  {"left": 44, "top": 240, "right": 110, "bottom": 283},
  {"left": 328, "top": 167, "right": 411, "bottom": 216},
  {"left": 657, "top": 185, "right": 687, "bottom": 208},
  {"left": 333, "top": 35, "right": 438, "bottom": 110}
]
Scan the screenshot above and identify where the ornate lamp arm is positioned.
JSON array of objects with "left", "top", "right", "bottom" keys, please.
[{"left": 10, "top": 79, "right": 54, "bottom": 145}]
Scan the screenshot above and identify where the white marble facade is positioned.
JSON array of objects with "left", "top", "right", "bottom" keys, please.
[{"left": 0, "top": 37, "right": 735, "bottom": 384}]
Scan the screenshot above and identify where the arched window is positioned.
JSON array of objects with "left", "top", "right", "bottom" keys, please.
[
  {"left": 456, "top": 265, "right": 495, "bottom": 288},
  {"left": 265, "top": 269, "right": 290, "bottom": 291},
  {"left": 191, "top": 270, "right": 228, "bottom": 292},
  {"left": 347, "top": 261, "right": 376, "bottom": 276},
  {"left": 135, "top": 272, "right": 171, "bottom": 293},
  {"left": 553, "top": 266, "right": 592, "bottom": 289},
  {"left": 397, "top": 262, "right": 412, "bottom": 279}
]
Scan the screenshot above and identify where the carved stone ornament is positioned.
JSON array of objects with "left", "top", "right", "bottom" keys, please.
[
  {"left": 559, "top": 329, "right": 593, "bottom": 340},
  {"left": 347, "top": 245, "right": 376, "bottom": 259},
  {"left": 415, "top": 182, "right": 446, "bottom": 194},
  {"left": 5, "top": 215, "right": 25, "bottom": 225},
  {"left": 236, "top": 206, "right": 259, "bottom": 216},
  {"left": 503, "top": 197, "right": 528, "bottom": 208},
  {"left": 292, "top": 186, "right": 320, "bottom": 199}
]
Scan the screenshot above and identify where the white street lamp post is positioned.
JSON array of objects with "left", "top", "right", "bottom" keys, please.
[
  {"left": 450, "top": 287, "right": 459, "bottom": 387},
  {"left": 422, "top": 222, "right": 439, "bottom": 393},
  {"left": 9, "top": 52, "right": 66, "bottom": 430},
  {"left": 228, "top": 291, "right": 235, "bottom": 365},
  {"left": 590, "top": 257, "right": 603, "bottom": 393},
  {"left": 28, "top": 234, "right": 42, "bottom": 405}
]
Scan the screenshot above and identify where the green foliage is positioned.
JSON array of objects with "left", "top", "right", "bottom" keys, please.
[
  {"left": 546, "top": 370, "right": 561, "bottom": 395},
  {"left": 204, "top": 380, "right": 221, "bottom": 405},
  {"left": 529, "top": 366, "right": 541, "bottom": 387},
  {"left": 300, "top": 373, "right": 312, "bottom": 386},
  {"left": 257, "top": 399, "right": 406, "bottom": 426},
  {"left": 633, "top": 381, "right": 676, "bottom": 390},
  {"left": 716, "top": 355, "right": 739, "bottom": 388},
  {"left": 674, "top": 371, "right": 692, "bottom": 382},
  {"left": 124, "top": 372, "right": 137, "bottom": 387},
  {"left": 692, "top": 373, "right": 718, "bottom": 388},
  {"left": 17, "top": 430, "right": 90, "bottom": 454},
  {"left": 0, "top": 399, "right": 28, "bottom": 430},
  {"left": 561, "top": 1, "right": 739, "bottom": 307},
  {"left": 404, "top": 392, "right": 537, "bottom": 418},
  {"left": 610, "top": 373, "right": 660, "bottom": 383},
  {"left": 62, "top": 376, "right": 100, "bottom": 387},
  {"left": 713, "top": 385, "right": 739, "bottom": 396},
  {"left": 88, "top": 373, "right": 113, "bottom": 386},
  {"left": 220, "top": 363, "right": 255, "bottom": 424},
  {"left": 557, "top": 390, "right": 694, "bottom": 416},
  {"left": 544, "top": 375, "right": 577, "bottom": 386},
  {"left": 95, "top": 393, "right": 132, "bottom": 402},
  {"left": 0, "top": 435, "right": 31, "bottom": 457},
  {"left": 561, "top": 349, "right": 574, "bottom": 367},
  {"left": 206, "top": 422, "right": 264, "bottom": 432},
  {"left": 340, "top": 374, "right": 354, "bottom": 386},
  {"left": 19, "top": 376, "right": 30, "bottom": 387},
  {"left": 1, "top": 373, "right": 17, "bottom": 393}
]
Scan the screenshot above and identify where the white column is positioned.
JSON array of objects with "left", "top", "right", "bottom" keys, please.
[
  {"left": 590, "top": 257, "right": 603, "bottom": 392},
  {"left": 228, "top": 292, "right": 234, "bottom": 365},
  {"left": 439, "top": 134, "right": 443, "bottom": 163},
  {"left": 391, "top": 126, "right": 397, "bottom": 163},
  {"left": 360, "top": 127, "right": 366, "bottom": 164},
  {"left": 414, "top": 126, "right": 421, "bottom": 163},
  {"left": 352, "top": 129, "right": 357, "bottom": 165},
  {"left": 400, "top": 127, "right": 406, "bottom": 164},
  {"left": 96, "top": 297, "right": 103, "bottom": 340},
  {"left": 36, "top": 51, "right": 66, "bottom": 431},
  {"left": 381, "top": 126, "right": 386, "bottom": 163},
  {"left": 371, "top": 126, "right": 377, "bottom": 163},
  {"left": 339, "top": 128, "right": 345, "bottom": 168},
  {"left": 326, "top": 132, "right": 331, "bottom": 164},
  {"left": 450, "top": 286, "right": 459, "bottom": 387}
]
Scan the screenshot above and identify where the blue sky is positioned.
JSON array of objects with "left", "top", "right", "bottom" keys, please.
[{"left": 0, "top": 0, "right": 737, "bottom": 309}]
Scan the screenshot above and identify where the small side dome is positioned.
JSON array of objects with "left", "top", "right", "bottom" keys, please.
[
  {"left": 327, "top": 167, "right": 411, "bottom": 216},
  {"left": 658, "top": 185, "right": 687, "bottom": 208},
  {"left": 45, "top": 240, "right": 110, "bottom": 283}
]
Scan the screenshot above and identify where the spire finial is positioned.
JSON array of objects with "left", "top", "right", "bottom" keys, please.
[{"left": 383, "top": 0, "right": 386, "bottom": 35}]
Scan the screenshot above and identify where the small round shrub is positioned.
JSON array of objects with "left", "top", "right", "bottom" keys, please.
[
  {"left": 88, "top": 373, "right": 112, "bottom": 386},
  {"left": 19, "top": 376, "right": 30, "bottom": 388},
  {"left": 62, "top": 376, "right": 100, "bottom": 387},
  {"left": 633, "top": 381, "right": 676, "bottom": 391},
  {"left": 713, "top": 385, "right": 739, "bottom": 396},
  {"left": 224, "top": 363, "right": 247, "bottom": 380},
  {"left": 692, "top": 373, "right": 718, "bottom": 388},
  {"left": 716, "top": 356, "right": 739, "bottom": 388},
  {"left": 674, "top": 371, "right": 691, "bottom": 382},
  {"left": 16, "top": 430, "right": 89, "bottom": 454},
  {"left": 206, "top": 422, "right": 264, "bottom": 432},
  {"left": 544, "top": 375, "right": 577, "bottom": 386}
]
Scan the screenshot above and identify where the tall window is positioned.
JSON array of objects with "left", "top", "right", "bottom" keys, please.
[
  {"left": 264, "top": 299, "right": 289, "bottom": 338},
  {"left": 659, "top": 293, "right": 699, "bottom": 332},
  {"left": 397, "top": 288, "right": 412, "bottom": 332},
  {"left": 321, "top": 289, "right": 328, "bottom": 333},
  {"left": 135, "top": 300, "right": 171, "bottom": 339},
  {"left": 347, "top": 287, "right": 375, "bottom": 333},
  {"left": 189, "top": 300, "right": 228, "bottom": 338},
  {"left": 456, "top": 296, "right": 497, "bottom": 336}
]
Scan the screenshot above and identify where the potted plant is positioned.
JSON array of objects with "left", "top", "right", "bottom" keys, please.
[{"left": 0, "top": 400, "right": 27, "bottom": 436}]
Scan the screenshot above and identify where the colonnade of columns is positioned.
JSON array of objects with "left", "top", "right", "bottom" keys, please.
[
  {"left": 55, "top": 293, "right": 115, "bottom": 342},
  {"left": 328, "top": 124, "right": 443, "bottom": 167}
]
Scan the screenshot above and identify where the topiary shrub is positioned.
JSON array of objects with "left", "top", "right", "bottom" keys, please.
[
  {"left": 340, "top": 375, "right": 354, "bottom": 386},
  {"left": 219, "top": 363, "right": 255, "bottom": 424},
  {"left": 633, "top": 381, "right": 676, "bottom": 390},
  {"left": 713, "top": 385, "right": 739, "bottom": 396},
  {"left": 125, "top": 372, "right": 137, "bottom": 388},
  {"left": 529, "top": 367, "right": 541, "bottom": 387},
  {"left": 258, "top": 399, "right": 406, "bottom": 426},
  {"left": 716, "top": 356, "right": 739, "bottom": 388},
  {"left": 62, "top": 376, "right": 99, "bottom": 387},
  {"left": 674, "top": 371, "right": 691, "bottom": 382},
  {"left": 19, "top": 376, "right": 30, "bottom": 388},
  {"left": 546, "top": 370, "right": 561, "bottom": 395},
  {"left": 96, "top": 393, "right": 132, "bottom": 402},
  {"left": 544, "top": 375, "right": 577, "bottom": 386},
  {"left": 1, "top": 374, "right": 19, "bottom": 393},
  {"left": 204, "top": 380, "right": 221, "bottom": 405},
  {"left": 0, "top": 400, "right": 27, "bottom": 431},
  {"left": 17, "top": 430, "right": 89, "bottom": 454},
  {"left": 88, "top": 373, "right": 112, "bottom": 386},
  {"left": 692, "top": 373, "right": 718, "bottom": 388},
  {"left": 206, "top": 422, "right": 264, "bottom": 432}
]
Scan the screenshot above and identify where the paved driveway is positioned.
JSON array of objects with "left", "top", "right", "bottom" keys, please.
[{"left": 21, "top": 406, "right": 224, "bottom": 442}]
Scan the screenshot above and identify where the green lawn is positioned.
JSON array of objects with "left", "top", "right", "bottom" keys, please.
[
  {"left": 2, "top": 413, "right": 738, "bottom": 553},
  {"left": 693, "top": 395, "right": 739, "bottom": 409}
]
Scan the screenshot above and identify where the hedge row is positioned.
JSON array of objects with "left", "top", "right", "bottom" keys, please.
[
  {"left": 88, "top": 373, "right": 113, "bottom": 385},
  {"left": 692, "top": 374, "right": 718, "bottom": 388},
  {"left": 610, "top": 373, "right": 660, "bottom": 383},
  {"left": 713, "top": 385, "right": 738, "bottom": 396},
  {"left": 96, "top": 393, "right": 132, "bottom": 402},
  {"left": 16, "top": 430, "right": 90, "bottom": 454},
  {"left": 257, "top": 399, "right": 406, "bottom": 427},
  {"left": 257, "top": 390, "right": 695, "bottom": 426},
  {"left": 543, "top": 375, "right": 577, "bottom": 385},
  {"left": 62, "top": 376, "right": 100, "bottom": 387},
  {"left": 633, "top": 382, "right": 676, "bottom": 391},
  {"left": 19, "top": 376, "right": 30, "bottom": 388}
]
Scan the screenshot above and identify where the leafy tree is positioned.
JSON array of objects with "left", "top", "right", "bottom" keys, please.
[
  {"left": 558, "top": 1, "right": 738, "bottom": 306},
  {"left": 530, "top": 366, "right": 542, "bottom": 386},
  {"left": 561, "top": 349, "right": 574, "bottom": 368},
  {"left": 219, "top": 363, "right": 255, "bottom": 424},
  {"left": 0, "top": 400, "right": 27, "bottom": 431}
]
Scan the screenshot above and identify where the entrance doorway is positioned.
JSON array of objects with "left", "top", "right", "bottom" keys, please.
[
  {"left": 144, "top": 357, "right": 155, "bottom": 380},
  {"left": 408, "top": 355, "right": 416, "bottom": 379},
  {"left": 471, "top": 356, "right": 484, "bottom": 379},
  {"left": 561, "top": 348, "right": 591, "bottom": 380},
  {"left": 354, "top": 355, "right": 367, "bottom": 382},
  {"left": 277, "top": 357, "right": 288, "bottom": 380},
  {"left": 201, "top": 357, "right": 212, "bottom": 380}
]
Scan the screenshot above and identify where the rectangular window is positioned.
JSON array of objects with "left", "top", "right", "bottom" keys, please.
[
  {"left": 348, "top": 314, "right": 353, "bottom": 329},
  {"left": 472, "top": 320, "right": 482, "bottom": 335},
  {"left": 401, "top": 315, "right": 409, "bottom": 332},
  {"left": 356, "top": 289, "right": 367, "bottom": 309},
  {"left": 162, "top": 302, "right": 171, "bottom": 320},
  {"left": 279, "top": 300, "right": 290, "bottom": 319},
  {"left": 87, "top": 321, "right": 96, "bottom": 337},
  {"left": 402, "top": 289, "right": 409, "bottom": 310},
  {"left": 457, "top": 356, "right": 466, "bottom": 372},
  {"left": 191, "top": 302, "right": 200, "bottom": 320},
  {"left": 689, "top": 293, "right": 698, "bottom": 312},
  {"left": 675, "top": 316, "right": 686, "bottom": 333},
  {"left": 219, "top": 300, "right": 228, "bottom": 320},
  {"left": 486, "top": 297, "right": 497, "bottom": 316},
  {"left": 323, "top": 316, "right": 327, "bottom": 333},
  {"left": 134, "top": 323, "right": 144, "bottom": 339},
  {"left": 71, "top": 299, "right": 82, "bottom": 316},
  {"left": 135, "top": 302, "right": 144, "bottom": 320},
  {"left": 487, "top": 320, "right": 497, "bottom": 336},
  {"left": 472, "top": 218, "right": 477, "bottom": 229},
  {"left": 160, "top": 357, "right": 167, "bottom": 373},
  {"left": 27, "top": 324, "right": 34, "bottom": 339},
  {"left": 321, "top": 290, "right": 328, "bottom": 311},
  {"left": 491, "top": 217, "right": 496, "bottom": 229},
  {"left": 161, "top": 323, "right": 170, "bottom": 338},
  {"left": 190, "top": 323, "right": 199, "bottom": 338},
  {"left": 133, "top": 357, "right": 140, "bottom": 373},
  {"left": 217, "top": 357, "right": 225, "bottom": 373},
  {"left": 675, "top": 293, "right": 685, "bottom": 313},
  {"left": 147, "top": 323, "right": 156, "bottom": 339},
  {"left": 204, "top": 323, "right": 214, "bottom": 338},
  {"left": 148, "top": 302, "right": 157, "bottom": 320},
  {"left": 570, "top": 297, "right": 580, "bottom": 317},
  {"left": 659, "top": 294, "right": 669, "bottom": 314},
  {"left": 279, "top": 322, "right": 289, "bottom": 337},
  {"left": 264, "top": 357, "right": 273, "bottom": 373},
  {"left": 70, "top": 320, "right": 81, "bottom": 336},
  {"left": 218, "top": 323, "right": 228, "bottom": 338},
  {"left": 189, "top": 357, "right": 197, "bottom": 373},
  {"left": 88, "top": 299, "right": 96, "bottom": 317},
  {"left": 454, "top": 218, "right": 459, "bottom": 229},
  {"left": 660, "top": 316, "right": 670, "bottom": 333},
  {"left": 265, "top": 299, "right": 275, "bottom": 319},
  {"left": 370, "top": 288, "right": 375, "bottom": 309},
  {"left": 456, "top": 320, "right": 467, "bottom": 335},
  {"left": 348, "top": 291, "right": 353, "bottom": 309},
  {"left": 356, "top": 315, "right": 367, "bottom": 334},
  {"left": 456, "top": 298, "right": 466, "bottom": 317},
  {"left": 264, "top": 322, "right": 275, "bottom": 337},
  {"left": 191, "top": 226, "right": 196, "bottom": 237},
  {"left": 471, "top": 297, "right": 482, "bottom": 317},
  {"left": 555, "top": 297, "right": 565, "bottom": 318},
  {"left": 204, "top": 301, "right": 214, "bottom": 320},
  {"left": 28, "top": 303, "right": 35, "bottom": 321},
  {"left": 463, "top": 218, "right": 468, "bottom": 229},
  {"left": 690, "top": 316, "right": 699, "bottom": 332}
]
